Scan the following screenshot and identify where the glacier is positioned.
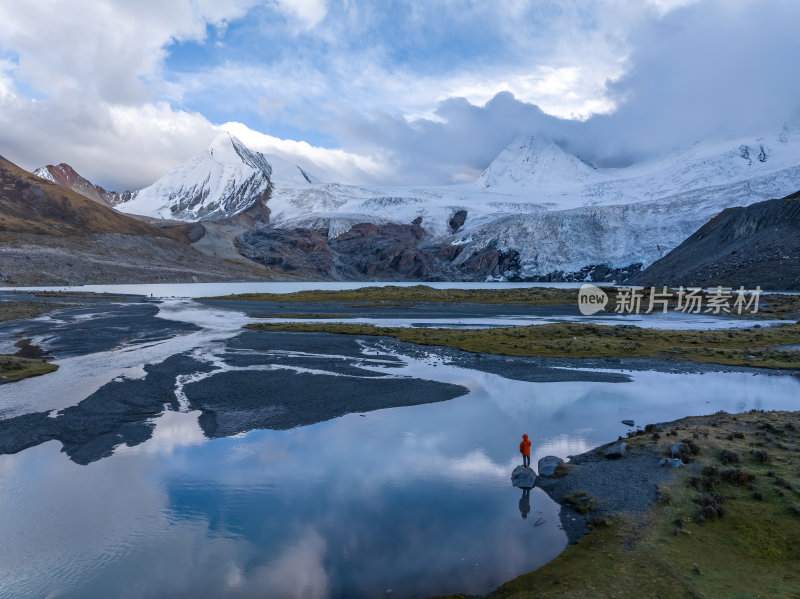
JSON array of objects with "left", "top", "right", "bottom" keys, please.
[{"left": 113, "top": 126, "right": 800, "bottom": 280}]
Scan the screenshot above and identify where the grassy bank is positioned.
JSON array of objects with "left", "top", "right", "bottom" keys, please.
[
  {"left": 245, "top": 321, "right": 800, "bottom": 369},
  {"left": 204, "top": 285, "right": 581, "bottom": 305},
  {"left": 0, "top": 300, "right": 64, "bottom": 323},
  {"left": 206, "top": 285, "right": 800, "bottom": 318},
  {"left": 455, "top": 410, "right": 800, "bottom": 599},
  {"left": 0, "top": 355, "right": 58, "bottom": 382}
]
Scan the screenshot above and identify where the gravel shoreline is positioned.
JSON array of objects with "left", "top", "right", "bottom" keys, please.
[{"left": 534, "top": 438, "right": 673, "bottom": 544}]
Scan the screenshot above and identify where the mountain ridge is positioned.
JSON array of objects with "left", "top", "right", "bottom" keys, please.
[
  {"left": 33, "top": 163, "right": 131, "bottom": 207},
  {"left": 29, "top": 126, "right": 800, "bottom": 282},
  {"left": 628, "top": 190, "right": 800, "bottom": 290},
  {"left": 0, "top": 154, "right": 276, "bottom": 285}
]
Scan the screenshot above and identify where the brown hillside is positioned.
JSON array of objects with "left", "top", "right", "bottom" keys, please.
[{"left": 0, "top": 155, "right": 178, "bottom": 239}]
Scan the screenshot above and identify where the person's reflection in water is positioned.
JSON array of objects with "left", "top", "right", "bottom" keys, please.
[{"left": 518, "top": 487, "right": 531, "bottom": 519}]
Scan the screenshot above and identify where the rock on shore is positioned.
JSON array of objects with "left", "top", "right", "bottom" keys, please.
[{"left": 511, "top": 465, "right": 536, "bottom": 488}]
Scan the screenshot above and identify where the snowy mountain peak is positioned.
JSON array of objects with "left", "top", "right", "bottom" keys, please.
[
  {"left": 206, "top": 133, "right": 322, "bottom": 186},
  {"left": 477, "top": 134, "right": 596, "bottom": 190},
  {"left": 33, "top": 165, "right": 56, "bottom": 182},
  {"left": 116, "top": 133, "right": 321, "bottom": 221},
  {"left": 207, "top": 133, "right": 272, "bottom": 174}
]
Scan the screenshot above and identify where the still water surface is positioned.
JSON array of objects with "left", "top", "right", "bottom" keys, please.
[{"left": 0, "top": 295, "right": 798, "bottom": 598}]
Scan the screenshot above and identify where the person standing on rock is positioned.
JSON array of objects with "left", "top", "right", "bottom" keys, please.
[{"left": 520, "top": 434, "right": 532, "bottom": 469}]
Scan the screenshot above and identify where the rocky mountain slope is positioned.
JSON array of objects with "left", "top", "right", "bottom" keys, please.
[
  {"left": 629, "top": 190, "right": 800, "bottom": 290},
  {"left": 34, "top": 163, "right": 131, "bottom": 207},
  {"left": 1, "top": 156, "right": 169, "bottom": 238},
  {"left": 0, "top": 155, "right": 274, "bottom": 285}
]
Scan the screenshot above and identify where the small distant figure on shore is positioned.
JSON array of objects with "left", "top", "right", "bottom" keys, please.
[{"left": 520, "top": 433, "right": 532, "bottom": 469}]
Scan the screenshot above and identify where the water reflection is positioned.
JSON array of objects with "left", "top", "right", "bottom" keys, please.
[
  {"left": 518, "top": 488, "right": 531, "bottom": 519},
  {"left": 2, "top": 297, "right": 800, "bottom": 598},
  {"left": 3, "top": 352, "right": 799, "bottom": 598},
  {"left": 0, "top": 404, "right": 567, "bottom": 599}
]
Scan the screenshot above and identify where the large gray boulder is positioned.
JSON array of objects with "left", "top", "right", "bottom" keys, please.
[
  {"left": 537, "top": 456, "right": 564, "bottom": 477},
  {"left": 603, "top": 442, "right": 627, "bottom": 459},
  {"left": 511, "top": 465, "right": 536, "bottom": 489}
]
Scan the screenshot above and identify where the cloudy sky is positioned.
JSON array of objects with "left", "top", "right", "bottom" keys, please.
[{"left": 0, "top": 0, "right": 798, "bottom": 190}]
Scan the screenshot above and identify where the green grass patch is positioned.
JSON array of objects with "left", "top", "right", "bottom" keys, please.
[
  {"left": 0, "top": 355, "right": 58, "bottom": 382},
  {"left": 203, "top": 284, "right": 582, "bottom": 305},
  {"left": 204, "top": 284, "right": 800, "bottom": 319},
  {"left": 249, "top": 313, "right": 350, "bottom": 319},
  {"left": 0, "top": 301, "right": 62, "bottom": 323},
  {"left": 563, "top": 491, "right": 598, "bottom": 515},
  {"left": 246, "top": 321, "right": 800, "bottom": 369}
]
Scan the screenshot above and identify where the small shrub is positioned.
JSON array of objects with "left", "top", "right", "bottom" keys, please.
[
  {"left": 587, "top": 515, "right": 608, "bottom": 529},
  {"left": 694, "top": 492, "right": 727, "bottom": 523},
  {"left": 553, "top": 463, "right": 572, "bottom": 478},
  {"left": 752, "top": 449, "right": 770, "bottom": 464},
  {"left": 720, "top": 468, "right": 754, "bottom": 485},
  {"left": 563, "top": 491, "right": 597, "bottom": 514},
  {"left": 720, "top": 449, "right": 740, "bottom": 465},
  {"left": 683, "top": 439, "right": 701, "bottom": 455}
]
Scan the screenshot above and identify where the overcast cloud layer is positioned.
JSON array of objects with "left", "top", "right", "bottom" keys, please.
[{"left": 0, "top": 0, "right": 798, "bottom": 190}]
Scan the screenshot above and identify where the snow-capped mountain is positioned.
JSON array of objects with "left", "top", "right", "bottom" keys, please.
[
  {"left": 476, "top": 134, "right": 598, "bottom": 189},
  {"left": 441, "top": 127, "right": 800, "bottom": 277},
  {"left": 108, "top": 126, "right": 800, "bottom": 281},
  {"left": 267, "top": 128, "right": 800, "bottom": 276},
  {"left": 34, "top": 163, "right": 131, "bottom": 206},
  {"left": 116, "top": 133, "right": 320, "bottom": 221}
]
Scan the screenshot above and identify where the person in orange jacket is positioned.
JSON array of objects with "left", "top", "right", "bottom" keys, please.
[{"left": 520, "top": 433, "right": 532, "bottom": 469}]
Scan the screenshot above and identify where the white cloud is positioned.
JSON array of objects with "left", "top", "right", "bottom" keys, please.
[
  {"left": 0, "top": 0, "right": 377, "bottom": 189},
  {"left": 218, "top": 121, "right": 391, "bottom": 183},
  {"left": 0, "top": 1, "right": 257, "bottom": 103},
  {"left": 272, "top": 0, "right": 329, "bottom": 30},
  {"left": 0, "top": 0, "right": 798, "bottom": 190},
  {"left": 0, "top": 92, "right": 390, "bottom": 190},
  {"left": 646, "top": 0, "right": 702, "bottom": 15},
  {"left": 0, "top": 58, "right": 16, "bottom": 99},
  {"left": 434, "top": 65, "right": 621, "bottom": 121}
]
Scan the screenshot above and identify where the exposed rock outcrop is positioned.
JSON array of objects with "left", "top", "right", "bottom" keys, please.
[
  {"left": 235, "top": 227, "right": 334, "bottom": 277},
  {"left": 235, "top": 218, "right": 532, "bottom": 281},
  {"left": 448, "top": 209, "right": 467, "bottom": 233}
]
